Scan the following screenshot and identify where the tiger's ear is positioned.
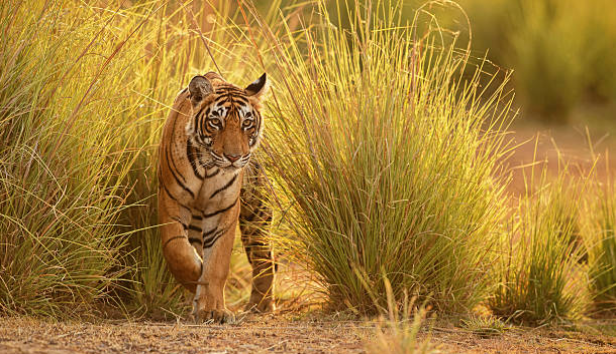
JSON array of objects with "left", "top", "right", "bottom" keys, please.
[
  {"left": 189, "top": 75, "right": 213, "bottom": 106},
  {"left": 244, "top": 73, "right": 269, "bottom": 100}
]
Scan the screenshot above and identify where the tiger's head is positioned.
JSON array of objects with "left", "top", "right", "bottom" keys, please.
[{"left": 186, "top": 72, "right": 269, "bottom": 171}]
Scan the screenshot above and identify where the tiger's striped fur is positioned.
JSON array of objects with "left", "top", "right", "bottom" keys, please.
[{"left": 157, "top": 72, "right": 274, "bottom": 323}]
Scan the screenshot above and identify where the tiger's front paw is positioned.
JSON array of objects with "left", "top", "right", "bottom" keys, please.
[
  {"left": 194, "top": 307, "right": 235, "bottom": 324},
  {"left": 192, "top": 287, "right": 234, "bottom": 324}
]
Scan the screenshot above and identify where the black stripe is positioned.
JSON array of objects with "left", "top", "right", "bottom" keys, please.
[
  {"left": 202, "top": 227, "right": 217, "bottom": 239},
  {"left": 203, "top": 228, "right": 227, "bottom": 249},
  {"left": 205, "top": 120, "right": 217, "bottom": 134},
  {"left": 210, "top": 174, "right": 237, "bottom": 198},
  {"left": 163, "top": 235, "right": 186, "bottom": 250},
  {"left": 171, "top": 216, "right": 188, "bottom": 230},
  {"left": 197, "top": 149, "right": 212, "bottom": 169},
  {"left": 222, "top": 95, "right": 248, "bottom": 104},
  {"left": 167, "top": 111, "right": 189, "bottom": 183},
  {"left": 167, "top": 143, "right": 186, "bottom": 184},
  {"left": 202, "top": 198, "right": 239, "bottom": 218},
  {"left": 240, "top": 210, "right": 272, "bottom": 226},
  {"left": 199, "top": 108, "right": 210, "bottom": 136},
  {"left": 161, "top": 183, "right": 192, "bottom": 213},
  {"left": 205, "top": 168, "right": 220, "bottom": 179},
  {"left": 187, "top": 140, "right": 204, "bottom": 179},
  {"left": 166, "top": 146, "right": 195, "bottom": 198},
  {"left": 192, "top": 214, "right": 203, "bottom": 221},
  {"left": 195, "top": 105, "right": 207, "bottom": 137},
  {"left": 203, "top": 227, "right": 225, "bottom": 244},
  {"left": 188, "top": 224, "right": 202, "bottom": 232},
  {"left": 234, "top": 96, "right": 249, "bottom": 104},
  {"left": 188, "top": 237, "right": 202, "bottom": 245},
  {"left": 256, "top": 111, "right": 262, "bottom": 132}
]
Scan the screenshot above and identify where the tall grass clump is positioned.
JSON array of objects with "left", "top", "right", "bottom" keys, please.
[
  {"left": 584, "top": 180, "right": 616, "bottom": 315},
  {"left": 490, "top": 165, "right": 587, "bottom": 324},
  {"left": 249, "top": 1, "right": 514, "bottom": 314},
  {"left": 0, "top": 0, "right": 219, "bottom": 318},
  {"left": 0, "top": 0, "right": 300, "bottom": 318},
  {"left": 0, "top": 0, "right": 139, "bottom": 318}
]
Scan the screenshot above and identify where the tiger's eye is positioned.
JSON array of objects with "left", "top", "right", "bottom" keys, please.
[{"left": 209, "top": 118, "right": 222, "bottom": 129}]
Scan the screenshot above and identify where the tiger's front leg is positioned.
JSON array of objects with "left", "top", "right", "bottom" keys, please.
[{"left": 192, "top": 202, "right": 239, "bottom": 324}]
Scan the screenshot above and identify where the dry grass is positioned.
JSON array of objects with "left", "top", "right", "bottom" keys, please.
[{"left": 0, "top": 316, "right": 613, "bottom": 354}]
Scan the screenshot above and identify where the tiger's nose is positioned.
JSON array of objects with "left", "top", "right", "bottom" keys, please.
[{"left": 224, "top": 153, "right": 241, "bottom": 162}]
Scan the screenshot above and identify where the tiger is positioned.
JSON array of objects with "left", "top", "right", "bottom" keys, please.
[{"left": 157, "top": 71, "right": 275, "bottom": 323}]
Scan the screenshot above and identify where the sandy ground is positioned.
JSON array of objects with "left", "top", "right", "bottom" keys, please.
[
  {"left": 430, "top": 325, "right": 616, "bottom": 354},
  {"left": 1, "top": 316, "right": 367, "bottom": 354},
  {"left": 1, "top": 316, "right": 615, "bottom": 354}
]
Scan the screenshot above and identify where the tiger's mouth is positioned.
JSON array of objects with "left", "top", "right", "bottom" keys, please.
[
  {"left": 217, "top": 160, "right": 250, "bottom": 171},
  {"left": 211, "top": 153, "right": 251, "bottom": 170}
]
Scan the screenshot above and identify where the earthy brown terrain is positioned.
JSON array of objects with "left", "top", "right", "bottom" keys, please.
[{"left": 1, "top": 316, "right": 615, "bottom": 353}]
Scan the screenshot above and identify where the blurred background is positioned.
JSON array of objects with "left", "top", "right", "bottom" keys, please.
[{"left": 446, "top": 0, "right": 616, "bottom": 192}]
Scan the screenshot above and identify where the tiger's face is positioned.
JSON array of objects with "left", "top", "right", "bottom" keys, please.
[{"left": 187, "top": 73, "right": 268, "bottom": 171}]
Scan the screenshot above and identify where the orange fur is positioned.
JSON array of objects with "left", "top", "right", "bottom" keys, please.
[{"left": 158, "top": 72, "right": 274, "bottom": 323}]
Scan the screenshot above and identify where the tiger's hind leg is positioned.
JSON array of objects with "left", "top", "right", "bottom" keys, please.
[{"left": 240, "top": 161, "right": 275, "bottom": 313}]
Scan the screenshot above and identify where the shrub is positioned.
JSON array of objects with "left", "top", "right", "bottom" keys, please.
[
  {"left": 250, "top": 1, "right": 513, "bottom": 314},
  {"left": 0, "top": 0, "right": 136, "bottom": 318},
  {"left": 490, "top": 166, "right": 588, "bottom": 324},
  {"left": 0, "top": 0, "right": 295, "bottom": 318},
  {"left": 584, "top": 181, "right": 616, "bottom": 315}
]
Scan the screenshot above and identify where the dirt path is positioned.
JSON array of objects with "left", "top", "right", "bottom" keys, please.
[
  {"left": 0, "top": 316, "right": 367, "bottom": 354},
  {"left": 1, "top": 316, "right": 615, "bottom": 353},
  {"left": 430, "top": 325, "right": 616, "bottom": 354}
]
